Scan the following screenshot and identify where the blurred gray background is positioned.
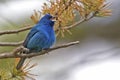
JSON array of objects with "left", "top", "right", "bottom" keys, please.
[{"left": 0, "top": 0, "right": 120, "bottom": 80}]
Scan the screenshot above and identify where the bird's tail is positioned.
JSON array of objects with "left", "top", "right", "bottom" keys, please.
[{"left": 16, "top": 57, "right": 26, "bottom": 70}]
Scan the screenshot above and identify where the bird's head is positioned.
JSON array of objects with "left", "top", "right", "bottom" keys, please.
[{"left": 38, "top": 13, "right": 56, "bottom": 27}]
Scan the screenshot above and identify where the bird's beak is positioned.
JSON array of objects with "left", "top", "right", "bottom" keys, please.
[
  {"left": 51, "top": 13, "right": 58, "bottom": 22},
  {"left": 50, "top": 16, "right": 57, "bottom": 22}
]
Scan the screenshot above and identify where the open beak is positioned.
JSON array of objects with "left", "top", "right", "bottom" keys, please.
[
  {"left": 50, "top": 13, "right": 58, "bottom": 22},
  {"left": 50, "top": 16, "right": 57, "bottom": 22}
]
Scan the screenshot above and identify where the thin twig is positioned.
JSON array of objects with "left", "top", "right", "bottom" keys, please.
[
  {"left": 64, "top": 11, "right": 97, "bottom": 30},
  {"left": 0, "top": 41, "right": 79, "bottom": 59},
  {"left": 0, "top": 26, "right": 32, "bottom": 36},
  {"left": 0, "top": 41, "right": 24, "bottom": 46}
]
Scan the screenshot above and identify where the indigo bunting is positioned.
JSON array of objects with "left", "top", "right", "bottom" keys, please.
[{"left": 16, "top": 14, "right": 56, "bottom": 70}]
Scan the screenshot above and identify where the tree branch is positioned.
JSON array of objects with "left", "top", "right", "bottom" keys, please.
[
  {"left": 0, "top": 41, "right": 24, "bottom": 46},
  {"left": 64, "top": 11, "right": 97, "bottom": 30},
  {"left": 0, "top": 26, "right": 32, "bottom": 36},
  {"left": 0, "top": 41, "right": 79, "bottom": 59}
]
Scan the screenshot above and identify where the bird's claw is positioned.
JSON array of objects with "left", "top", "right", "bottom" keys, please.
[
  {"left": 20, "top": 47, "right": 30, "bottom": 54},
  {"left": 43, "top": 48, "right": 49, "bottom": 55}
]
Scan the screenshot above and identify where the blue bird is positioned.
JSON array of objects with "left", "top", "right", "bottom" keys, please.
[{"left": 16, "top": 14, "right": 56, "bottom": 70}]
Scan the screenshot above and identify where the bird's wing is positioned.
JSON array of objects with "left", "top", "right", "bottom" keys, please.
[
  {"left": 23, "top": 28, "right": 39, "bottom": 47},
  {"left": 26, "top": 31, "right": 47, "bottom": 51}
]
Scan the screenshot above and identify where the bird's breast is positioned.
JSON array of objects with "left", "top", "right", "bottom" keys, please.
[
  {"left": 45, "top": 29, "right": 55, "bottom": 48},
  {"left": 38, "top": 26, "right": 55, "bottom": 48}
]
